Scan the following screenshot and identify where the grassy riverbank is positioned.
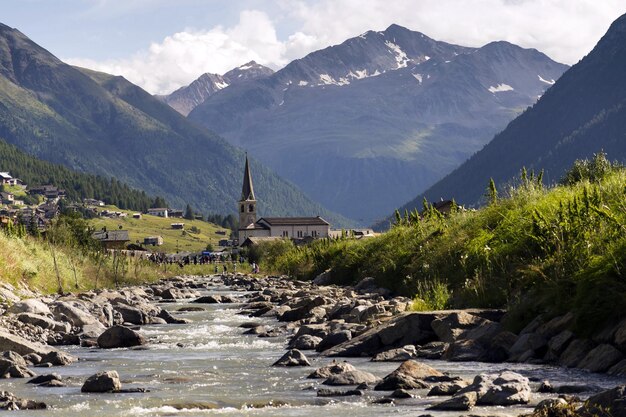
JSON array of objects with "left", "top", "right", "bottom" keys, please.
[
  {"left": 260, "top": 155, "right": 626, "bottom": 334},
  {"left": 0, "top": 230, "right": 229, "bottom": 295}
]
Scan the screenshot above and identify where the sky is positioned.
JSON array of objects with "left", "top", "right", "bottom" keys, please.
[{"left": 2, "top": 0, "right": 625, "bottom": 95}]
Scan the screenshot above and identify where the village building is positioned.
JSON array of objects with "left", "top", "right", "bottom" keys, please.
[
  {"left": 0, "top": 192, "right": 14, "bottom": 204},
  {"left": 92, "top": 229, "right": 130, "bottom": 250},
  {"left": 237, "top": 156, "right": 330, "bottom": 244},
  {"left": 0, "top": 172, "right": 22, "bottom": 186},
  {"left": 171, "top": 222, "right": 185, "bottom": 230},
  {"left": 147, "top": 208, "right": 168, "bottom": 218},
  {"left": 168, "top": 209, "right": 183, "bottom": 218},
  {"left": 84, "top": 198, "right": 105, "bottom": 207},
  {"left": 143, "top": 236, "right": 164, "bottom": 246}
]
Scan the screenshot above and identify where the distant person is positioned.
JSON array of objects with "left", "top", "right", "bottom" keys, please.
[
  {"left": 223, "top": 264, "right": 228, "bottom": 274},
  {"left": 214, "top": 264, "right": 218, "bottom": 274}
]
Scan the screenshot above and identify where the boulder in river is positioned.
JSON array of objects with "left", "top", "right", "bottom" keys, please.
[
  {"left": 316, "top": 330, "right": 351, "bottom": 352},
  {"left": 0, "top": 391, "right": 47, "bottom": 410},
  {"left": 577, "top": 344, "right": 623, "bottom": 373},
  {"left": 290, "top": 334, "right": 322, "bottom": 350},
  {"left": 428, "top": 391, "right": 477, "bottom": 411},
  {"left": 375, "top": 360, "right": 443, "bottom": 391},
  {"left": 40, "top": 350, "right": 76, "bottom": 366},
  {"left": 9, "top": 299, "right": 51, "bottom": 316},
  {"left": 457, "top": 371, "right": 531, "bottom": 406},
  {"left": 97, "top": 325, "right": 146, "bottom": 349},
  {"left": 581, "top": 385, "right": 626, "bottom": 417},
  {"left": 372, "top": 345, "right": 417, "bottom": 362},
  {"left": 308, "top": 360, "right": 357, "bottom": 379},
  {"left": 272, "top": 349, "right": 311, "bottom": 367},
  {"left": 323, "top": 370, "right": 380, "bottom": 386},
  {"left": 81, "top": 371, "right": 122, "bottom": 393}
]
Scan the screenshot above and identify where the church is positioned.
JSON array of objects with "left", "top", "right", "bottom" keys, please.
[{"left": 237, "top": 156, "right": 330, "bottom": 243}]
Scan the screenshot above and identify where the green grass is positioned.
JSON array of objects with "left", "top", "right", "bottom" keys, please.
[
  {"left": 89, "top": 205, "right": 230, "bottom": 253},
  {"left": 260, "top": 162, "right": 626, "bottom": 335}
]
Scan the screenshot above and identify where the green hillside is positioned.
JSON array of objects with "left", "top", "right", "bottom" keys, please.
[
  {"left": 0, "top": 23, "right": 352, "bottom": 228},
  {"left": 261, "top": 156, "right": 626, "bottom": 334},
  {"left": 0, "top": 139, "right": 160, "bottom": 211},
  {"left": 90, "top": 206, "right": 228, "bottom": 253}
]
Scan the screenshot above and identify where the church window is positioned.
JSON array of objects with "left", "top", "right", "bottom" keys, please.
[
  {"left": 282, "top": 230, "right": 288, "bottom": 237},
  {"left": 248, "top": 204, "right": 254, "bottom": 212},
  {"left": 240, "top": 205, "right": 244, "bottom": 213}
]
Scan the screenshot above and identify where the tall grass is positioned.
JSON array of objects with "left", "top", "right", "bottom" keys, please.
[{"left": 260, "top": 159, "right": 626, "bottom": 334}]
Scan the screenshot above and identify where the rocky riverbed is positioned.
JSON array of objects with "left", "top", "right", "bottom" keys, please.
[{"left": 0, "top": 274, "right": 625, "bottom": 416}]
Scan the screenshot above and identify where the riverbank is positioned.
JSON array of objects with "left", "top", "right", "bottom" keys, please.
[{"left": 0, "top": 274, "right": 625, "bottom": 415}]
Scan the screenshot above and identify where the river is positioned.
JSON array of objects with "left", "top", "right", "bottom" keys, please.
[{"left": 3, "top": 279, "right": 625, "bottom": 416}]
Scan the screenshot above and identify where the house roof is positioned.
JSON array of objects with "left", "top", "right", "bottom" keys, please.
[
  {"left": 0, "top": 172, "right": 12, "bottom": 179},
  {"left": 241, "top": 155, "right": 256, "bottom": 201},
  {"left": 92, "top": 230, "right": 130, "bottom": 242},
  {"left": 258, "top": 216, "right": 330, "bottom": 226},
  {"left": 148, "top": 207, "right": 168, "bottom": 211}
]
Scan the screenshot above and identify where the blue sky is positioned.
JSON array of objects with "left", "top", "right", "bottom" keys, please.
[{"left": 3, "top": 0, "right": 624, "bottom": 94}]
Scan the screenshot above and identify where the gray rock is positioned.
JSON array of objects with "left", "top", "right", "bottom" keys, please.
[
  {"left": 161, "top": 288, "right": 199, "bottom": 300},
  {"left": 323, "top": 370, "right": 380, "bottom": 386},
  {"left": 9, "top": 299, "right": 51, "bottom": 316},
  {"left": 0, "top": 351, "right": 26, "bottom": 368},
  {"left": 312, "top": 269, "right": 333, "bottom": 285},
  {"left": 28, "top": 373, "right": 62, "bottom": 385},
  {"left": 442, "top": 339, "right": 486, "bottom": 361},
  {"left": 0, "top": 391, "right": 47, "bottom": 410},
  {"left": 613, "top": 319, "right": 626, "bottom": 350},
  {"left": 193, "top": 295, "right": 222, "bottom": 304},
  {"left": 431, "top": 311, "right": 485, "bottom": 343},
  {"left": 559, "top": 339, "right": 595, "bottom": 368},
  {"left": 317, "top": 388, "right": 363, "bottom": 397},
  {"left": 547, "top": 330, "right": 575, "bottom": 355},
  {"left": 272, "top": 349, "right": 311, "bottom": 367},
  {"left": 535, "top": 397, "right": 568, "bottom": 412},
  {"left": 609, "top": 359, "right": 626, "bottom": 377},
  {"left": 458, "top": 371, "right": 531, "bottom": 406},
  {"left": 375, "top": 360, "right": 442, "bottom": 391},
  {"left": 316, "top": 330, "right": 352, "bottom": 352},
  {"left": 114, "top": 304, "right": 147, "bottom": 325},
  {"left": 16, "top": 313, "right": 71, "bottom": 333},
  {"left": 81, "top": 371, "right": 122, "bottom": 393},
  {"left": 391, "top": 389, "right": 413, "bottom": 398},
  {"left": 40, "top": 351, "right": 76, "bottom": 366},
  {"left": 0, "top": 330, "right": 54, "bottom": 356},
  {"left": 508, "top": 332, "right": 547, "bottom": 360},
  {"left": 416, "top": 341, "right": 448, "bottom": 359},
  {"left": 577, "top": 344, "right": 623, "bottom": 373},
  {"left": 537, "top": 313, "right": 575, "bottom": 339},
  {"left": 51, "top": 301, "right": 100, "bottom": 328},
  {"left": 97, "top": 325, "right": 146, "bottom": 349},
  {"left": 290, "top": 335, "right": 322, "bottom": 350},
  {"left": 372, "top": 345, "right": 417, "bottom": 362},
  {"left": 325, "top": 312, "right": 437, "bottom": 357},
  {"left": 428, "top": 392, "right": 477, "bottom": 411},
  {"left": 308, "top": 361, "right": 357, "bottom": 379},
  {"left": 157, "top": 309, "right": 190, "bottom": 324},
  {"left": 427, "top": 381, "right": 468, "bottom": 396},
  {"left": 23, "top": 353, "right": 41, "bottom": 365},
  {"left": 582, "top": 385, "right": 626, "bottom": 417}
]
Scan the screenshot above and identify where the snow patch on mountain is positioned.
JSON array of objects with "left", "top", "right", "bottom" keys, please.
[
  {"left": 538, "top": 75, "right": 556, "bottom": 85},
  {"left": 412, "top": 73, "right": 423, "bottom": 84},
  {"left": 385, "top": 41, "right": 410, "bottom": 68},
  {"left": 215, "top": 81, "right": 229, "bottom": 89},
  {"left": 488, "top": 83, "right": 514, "bottom": 93},
  {"left": 319, "top": 74, "right": 350, "bottom": 86}
]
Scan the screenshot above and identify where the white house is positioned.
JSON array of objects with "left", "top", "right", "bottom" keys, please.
[
  {"left": 147, "top": 208, "right": 168, "bottom": 218},
  {"left": 237, "top": 156, "right": 330, "bottom": 243}
]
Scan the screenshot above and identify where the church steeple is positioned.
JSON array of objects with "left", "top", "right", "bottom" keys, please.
[
  {"left": 241, "top": 154, "right": 255, "bottom": 201},
  {"left": 238, "top": 154, "right": 257, "bottom": 228}
]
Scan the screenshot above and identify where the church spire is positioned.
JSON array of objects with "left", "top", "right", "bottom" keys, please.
[{"left": 241, "top": 154, "right": 255, "bottom": 201}]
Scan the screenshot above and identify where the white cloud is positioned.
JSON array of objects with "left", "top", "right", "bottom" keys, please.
[{"left": 66, "top": 0, "right": 626, "bottom": 95}]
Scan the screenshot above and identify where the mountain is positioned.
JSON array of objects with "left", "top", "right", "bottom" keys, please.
[
  {"left": 187, "top": 24, "right": 568, "bottom": 224},
  {"left": 0, "top": 23, "right": 350, "bottom": 226},
  {"left": 384, "top": 12, "right": 626, "bottom": 226},
  {"left": 159, "top": 61, "right": 274, "bottom": 116}
]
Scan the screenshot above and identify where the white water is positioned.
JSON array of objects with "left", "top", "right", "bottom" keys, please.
[{"left": 3, "top": 283, "right": 625, "bottom": 416}]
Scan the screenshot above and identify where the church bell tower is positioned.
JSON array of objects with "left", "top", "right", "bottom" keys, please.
[{"left": 239, "top": 155, "right": 257, "bottom": 228}]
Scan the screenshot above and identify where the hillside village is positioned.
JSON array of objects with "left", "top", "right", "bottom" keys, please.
[{"left": 0, "top": 171, "right": 231, "bottom": 255}]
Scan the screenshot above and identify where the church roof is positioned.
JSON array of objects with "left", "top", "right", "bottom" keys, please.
[
  {"left": 258, "top": 216, "right": 330, "bottom": 226},
  {"left": 241, "top": 155, "right": 256, "bottom": 201}
]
